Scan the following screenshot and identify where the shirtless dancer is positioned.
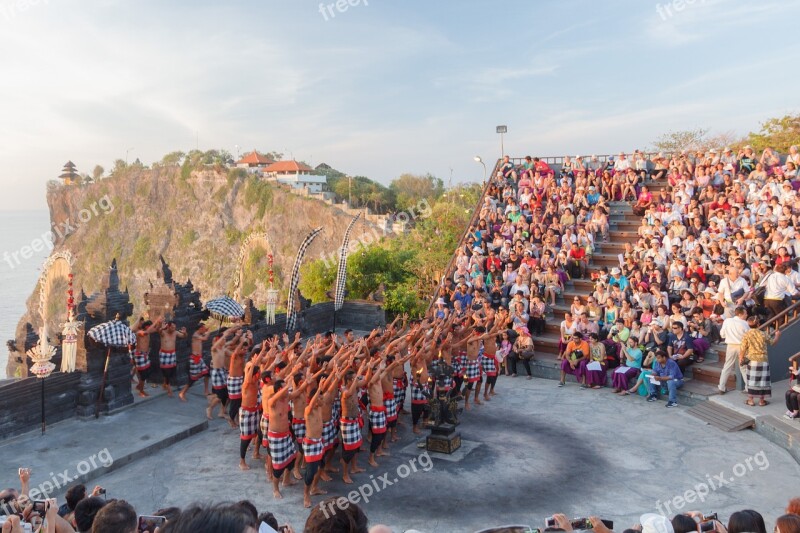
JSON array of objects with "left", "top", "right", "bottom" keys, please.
[
  {"left": 238, "top": 351, "right": 262, "bottom": 470},
  {"left": 207, "top": 326, "right": 238, "bottom": 426},
  {"left": 480, "top": 322, "right": 502, "bottom": 401},
  {"left": 179, "top": 324, "right": 211, "bottom": 401},
  {"left": 340, "top": 349, "right": 368, "bottom": 484},
  {"left": 228, "top": 331, "right": 251, "bottom": 423},
  {"left": 452, "top": 324, "right": 497, "bottom": 410},
  {"left": 131, "top": 318, "right": 159, "bottom": 398},
  {"left": 302, "top": 373, "right": 330, "bottom": 507},
  {"left": 158, "top": 320, "right": 188, "bottom": 398}
]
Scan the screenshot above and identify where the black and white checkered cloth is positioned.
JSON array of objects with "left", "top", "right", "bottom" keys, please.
[
  {"left": 302, "top": 437, "right": 325, "bottom": 462},
  {"left": 205, "top": 296, "right": 244, "bottom": 321},
  {"left": 88, "top": 320, "right": 136, "bottom": 347},
  {"left": 340, "top": 417, "right": 363, "bottom": 451},
  {"left": 369, "top": 406, "right": 387, "bottom": 434},
  {"left": 268, "top": 431, "right": 298, "bottom": 470},
  {"left": 189, "top": 354, "right": 209, "bottom": 380},
  {"left": 286, "top": 226, "right": 323, "bottom": 332},
  {"left": 480, "top": 354, "right": 497, "bottom": 376},
  {"left": 411, "top": 382, "right": 429, "bottom": 404},
  {"left": 260, "top": 415, "right": 269, "bottom": 446},
  {"left": 322, "top": 419, "right": 339, "bottom": 450},
  {"left": 393, "top": 375, "right": 406, "bottom": 406},
  {"left": 745, "top": 361, "right": 771, "bottom": 396},
  {"left": 239, "top": 407, "right": 259, "bottom": 440},
  {"left": 227, "top": 375, "right": 244, "bottom": 399},
  {"left": 133, "top": 350, "right": 151, "bottom": 371},
  {"left": 383, "top": 393, "right": 397, "bottom": 422},
  {"left": 335, "top": 213, "right": 361, "bottom": 311},
  {"left": 159, "top": 350, "right": 177, "bottom": 369},
  {"left": 465, "top": 359, "right": 481, "bottom": 382},
  {"left": 292, "top": 418, "right": 306, "bottom": 443},
  {"left": 210, "top": 368, "right": 228, "bottom": 390}
]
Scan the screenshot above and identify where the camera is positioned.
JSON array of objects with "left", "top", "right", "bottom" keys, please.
[
  {"left": 699, "top": 513, "right": 718, "bottom": 532},
  {"left": 138, "top": 515, "right": 166, "bottom": 533},
  {"left": 32, "top": 500, "right": 47, "bottom": 517}
]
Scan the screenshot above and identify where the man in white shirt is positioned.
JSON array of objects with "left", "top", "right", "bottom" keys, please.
[
  {"left": 761, "top": 262, "right": 799, "bottom": 318},
  {"left": 717, "top": 267, "right": 750, "bottom": 318},
  {"left": 718, "top": 306, "right": 750, "bottom": 393}
]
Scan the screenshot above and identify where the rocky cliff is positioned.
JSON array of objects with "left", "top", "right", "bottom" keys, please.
[{"left": 11, "top": 166, "right": 383, "bottom": 372}]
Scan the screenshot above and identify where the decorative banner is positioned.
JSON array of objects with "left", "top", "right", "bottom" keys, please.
[
  {"left": 265, "top": 254, "right": 278, "bottom": 325},
  {"left": 335, "top": 213, "right": 361, "bottom": 311},
  {"left": 286, "top": 227, "right": 324, "bottom": 332}
]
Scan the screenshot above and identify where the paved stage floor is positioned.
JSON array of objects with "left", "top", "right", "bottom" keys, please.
[{"left": 4, "top": 375, "right": 799, "bottom": 532}]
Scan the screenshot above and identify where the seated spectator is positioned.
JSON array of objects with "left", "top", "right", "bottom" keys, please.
[
  {"left": 559, "top": 332, "right": 589, "bottom": 387},
  {"left": 647, "top": 350, "right": 684, "bottom": 407}
]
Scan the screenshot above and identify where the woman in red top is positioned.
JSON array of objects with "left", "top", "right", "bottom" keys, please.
[{"left": 633, "top": 186, "right": 653, "bottom": 216}]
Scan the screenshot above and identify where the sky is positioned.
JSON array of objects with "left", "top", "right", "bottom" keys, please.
[{"left": 0, "top": 0, "right": 798, "bottom": 211}]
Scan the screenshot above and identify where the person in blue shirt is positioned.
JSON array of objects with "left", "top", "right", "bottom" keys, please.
[
  {"left": 453, "top": 284, "right": 473, "bottom": 310},
  {"left": 609, "top": 267, "right": 629, "bottom": 293},
  {"left": 587, "top": 186, "right": 601, "bottom": 206},
  {"left": 647, "top": 350, "right": 684, "bottom": 407}
]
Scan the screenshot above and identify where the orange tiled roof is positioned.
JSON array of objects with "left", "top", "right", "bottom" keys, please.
[
  {"left": 264, "top": 160, "right": 314, "bottom": 173},
  {"left": 236, "top": 150, "right": 274, "bottom": 165}
]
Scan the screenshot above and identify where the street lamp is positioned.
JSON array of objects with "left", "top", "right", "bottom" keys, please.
[
  {"left": 496, "top": 125, "right": 507, "bottom": 160},
  {"left": 126, "top": 148, "right": 134, "bottom": 166},
  {"left": 348, "top": 175, "right": 352, "bottom": 208},
  {"left": 235, "top": 145, "right": 240, "bottom": 159},
  {"left": 474, "top": 156, "right": 487, "bottom": 185}
]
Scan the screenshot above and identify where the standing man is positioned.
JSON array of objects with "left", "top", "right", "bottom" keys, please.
[
  {"left": 159, "top": 320, "right": 188, "bottom": 398},
  {"left": 238, "top": 352, "right": 261, "bottom": 471},
  {"left": 340, "top": 360, "right": 368, "bottom": 485},
  {"left": 179, "top": 324, "right": 211, "bottom": 401},
  {"left": 206, "top": 327, "right": 237, "bottom": 426},
  {"left": 131, "top": 318, "right": 159, "bottom": 398},
  {"left": 717, "top": 267, "right": 750, "bottom": 318},
  {"left": 718, "top": 306, "right": 750, "bottom": 394},
  {"left": 227, "top": 331, "right": 251, "bottom": 423}
]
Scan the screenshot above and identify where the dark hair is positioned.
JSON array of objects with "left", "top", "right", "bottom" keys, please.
[
  {"left": 258, "top": 511, "right": 279, "bottom": 530},
  {"left": 65, "top": 483, "right": 87, "bottom": 511},
  {"left": 671, "top": 514, "right": 698, "bottom": 533},
  {"left": 162, "top": 504, "right": 257, "bottom": 533},
  {"left": 234, "top": 500, "right": 258, "bottom": 524},
  {"left": 154, "top": 507, "right": 182, "bottom": 523},
  {"left": 728, "top": 510, "right": 767, "bottom": 533},
  {"left": 91, "top": 499, "right": 136, "bottom": 533},
  {"left": 304, "top": 497, "right": 369, "bottom": 533},
  {"left": 74, "top": 497, "right": 107, "bottom": 532},
  {"left": 777, "top": 514, "right": 800, "bottom": 533}
]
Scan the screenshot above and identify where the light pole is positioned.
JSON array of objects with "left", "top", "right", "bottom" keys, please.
[
  {"left": 235, "top": 145, "right": 240, "bottom": 159},
  {"left": 126, "top": 148, "right": 134, "bottom": 166},
  {"left": 348, "top": 175, "right": 352, "bottom": 208},
  {"left": 474, "top": 156, "right": 487, "bottom": 186},
  {"left": 496, "top": 125, "right": 507, "bottom": 160}
]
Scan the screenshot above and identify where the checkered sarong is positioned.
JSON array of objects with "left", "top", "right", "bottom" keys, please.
[
  {"left": 452, "top": 352, "right": 467, "bottom": 377},
  {"left": 383, "top": 392, "right": 397, "bottom": 422},
  {"left": 393, "top": 375, "right": 407, "bottom": 406},
  {"left": 322, "top": 419, "right": 339, "bottom": 451},
  {"left": 210, "top": 368, "right": 228, "bottom": 390},
  {"left": 745, "top": 361, "right": 771, "bottom": 397},
  {"left": 189, "top": 354, "right": 209, "bottom": 380},
  {"left": 332, "top": 395, "right": 342, "bottom": 422},
  {"left": 369, "top": 405, "right": 387, "bottom": 434},
  {"left": 340, "top": 417, "right": 363, "bottom": 451},
  {"left": 480, "top": 354, "right": 497, "bottom": 377},
  {"left": 302, "top": 437, "right": 325, "bottom": 462},
  {"left": 465, "top": 359, "right": 481, "bottom": 382},
  {"left": 239, "top": 407, "right": 258, "bottom": 440},
  {"left": 227, "top": 375, "right": 244, "bottom": 399},
  {"left": 292, "top": 418, "right": 306, "bottom": 442},
  {"left": 411, "top": 382, "right": 429, "bottom": 404},
  {"left": 159, "top": 350, "right": 177, "bottom": 369},
  {"left": 269, "top": 430, "right": 297, "bottom": 469},
  {"left": 133, "top": 350, "right": 150, "bottom": 371},
  {"left": 259, "top": 415, "right": 269, "bottom": 447}
]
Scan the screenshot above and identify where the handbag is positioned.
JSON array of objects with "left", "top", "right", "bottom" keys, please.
[{"left": 519, "top": 348, "right": 535, "bottom": 360}]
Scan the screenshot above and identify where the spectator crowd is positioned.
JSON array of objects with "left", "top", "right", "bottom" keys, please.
[{"left": 435, "top": 147, "right": 800, "bottom": 413}]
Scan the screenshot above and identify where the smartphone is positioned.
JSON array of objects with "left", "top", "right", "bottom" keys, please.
[
  {"left": 138, "top": 515, "right": 166, "bottom": 533},
  {"left": 545, "top": 517, "right": 556, "bottom": 528}
]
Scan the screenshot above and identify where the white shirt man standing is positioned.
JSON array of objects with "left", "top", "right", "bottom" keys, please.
[
  {"left": 717, "top": 267, "right": 750, "bottom": 318},
  {"left": 718, "top": 306, "right": 750, "bottom": 393}
]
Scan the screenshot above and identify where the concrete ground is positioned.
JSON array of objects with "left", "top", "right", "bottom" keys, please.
[{"left": 3, "top": 374, "right": 797, "bottom": 533}]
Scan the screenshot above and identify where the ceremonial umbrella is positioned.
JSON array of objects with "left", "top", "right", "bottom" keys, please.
[
  {"left": 88, "top": 319, "right": 136, "bottom": 418},
  {"left": 205, "top": 295, "right": 245, "bottom": 327}
]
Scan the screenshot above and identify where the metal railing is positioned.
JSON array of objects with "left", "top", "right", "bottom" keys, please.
[
  {"left": 428, "top": 159, "right": 501, "bottom": 311},
  {"left": 759, "top": 300, "right": 800, "bottom": 335}
]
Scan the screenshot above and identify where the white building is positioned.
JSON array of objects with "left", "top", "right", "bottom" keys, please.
[{"left": 263, "top": 161, "right": 328, "bottom": 193}]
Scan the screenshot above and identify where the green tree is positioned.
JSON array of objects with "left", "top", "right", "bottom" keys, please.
[
  {"left": 161, "top": 151, "right": 186, "bottom": 166},
  {"left": 110, "top": 159, "right": 128, "bottom": 177},
  {"left": 92, "top": 165, "right": 104, "bottom": 180},
  {"left": 747, "top": 114, "right": 800, "bottom": 152},
  {"left": 390, "top": 173, "right": 444, "bottom": 212}
]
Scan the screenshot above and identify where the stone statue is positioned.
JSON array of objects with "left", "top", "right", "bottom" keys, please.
[{"left": 428, "top": 358, "right": 459, "bottom": 427}]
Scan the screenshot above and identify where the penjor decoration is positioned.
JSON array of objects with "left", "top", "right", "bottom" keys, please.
[
  {"left": 286, "top": 226, "right": 323, "bottom": 332},
  {"left": 60, "top": 273, "right": 79, "bottom": 372},
  {"left": 335, "top": 213, "right": 361, "bottom": 311},
  {"left": 27, "top": 326, "right": 57, "bottom": 435},
  {"left": 265, "top": 254, "right": 278, "bottom": 325}
]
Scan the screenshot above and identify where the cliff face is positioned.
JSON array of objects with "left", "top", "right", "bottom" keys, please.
[{"left": 13, "top": 167, "right": 382, "bottom": 361}]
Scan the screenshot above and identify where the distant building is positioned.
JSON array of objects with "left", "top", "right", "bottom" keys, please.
[
  {"left": 263, "top": 160, "right": 327, "bottom": 193},
  {"left": 236, "top": 150, "right": 275, "bottom": 171},
  {"left": 59, "top": 161, "right": 79, "bottom": 185}
]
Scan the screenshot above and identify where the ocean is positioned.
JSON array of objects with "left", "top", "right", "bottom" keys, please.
[{"left": 0, "top": 210, "right": 51, "bottom": 378}]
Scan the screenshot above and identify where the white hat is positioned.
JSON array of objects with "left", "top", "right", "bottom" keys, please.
[
  {"left": 724, "top": 147, "right": 732, "bottom": 152},
  {"left": 709, "top": 148, "right": 717, "bottom": 153},
  {"left": 473, "top": 247, "right": 483, "bottom": 254},
  {"left": 435, "top": 297, "right": 446, "bottom": 305},
  {"left": 575, "top": 154, "right": 581, "bottom": 158},
  {"left": 640, "top": 514, "right": 675, "bottom": 533},
  {"left": 611, "top": 267, "right": 621, "bottom": 275}
]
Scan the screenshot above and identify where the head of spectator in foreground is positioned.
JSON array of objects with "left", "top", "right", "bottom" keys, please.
[
  {"left": 64, "top": 483, "right": 88, "bottom": 514},
  {"left": 727, "top": 510, "right": 767, "bottom": 533},
  {"left": 777, "top": 514, "right": 800, "bottom": 533},
  {"left": 640, "top": 513, "right": 674, "bottom": 533},
  {"left": 788, "top": 497, "right": 800, "bottom": 516},
  {"left": 92, "top": 499, "right": 137, "bottom": 533},
  {"left": 671, "top": 514, "right": 698, "bottom": 533},
  {"left": 305, "top": 497, "right": 369, "bottom": 533},
  {"left": 162, "top": 503, "right": 257, "bottom": 533},
  {"left": 74, "top": 497, "right": 107, "bottom": 533}
]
